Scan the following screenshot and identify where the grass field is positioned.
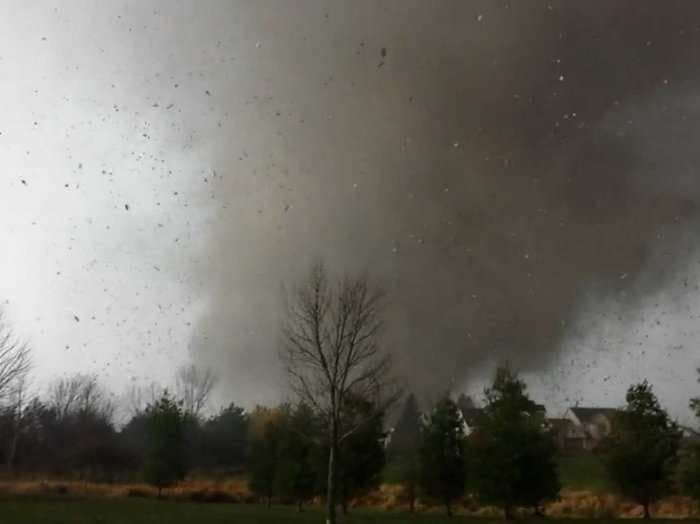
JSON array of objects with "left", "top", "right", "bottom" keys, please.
[
  {"left": 0, "top": 496, "right": 695, "bottom": 524},
  {"left": 557, "top": 454, "right": 610, "bottom": 492},
  {"left": 384, "top": 454, "right": 610, "bottom": 492}
]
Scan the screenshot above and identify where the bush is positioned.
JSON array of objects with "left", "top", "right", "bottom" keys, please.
[
  {"left": 37, "top": 482, "right": 70, "bottom": 495},
  {"left": 126, "top": 487, "right": 152, "bottom": 498}
]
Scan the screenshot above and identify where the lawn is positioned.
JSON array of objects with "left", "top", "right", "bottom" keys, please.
[
  {"left": 0, "top": 497, "right": 694, "bottom": 524},
  {"left": 0, "top": 498, "right": 464, "bottom": 523},
  {"left": 557, "top": 454, "right": 610, "bottom": 492},
  {"left": 384, "top": 454, "right": 610, "bottom": 492}
]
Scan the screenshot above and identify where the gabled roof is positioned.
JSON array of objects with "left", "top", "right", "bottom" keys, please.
[
  {"left": 569, "top": 407, "right": 618, "bottom": 424},
  {"left": 460, "top": 407, "right": 484, "bottom": 427},
  {"left": 547, "top": 417, "right": 586, "bottom": 437},
  {"left": 547, "top": 417, "right": 572, "bottom": 429}
]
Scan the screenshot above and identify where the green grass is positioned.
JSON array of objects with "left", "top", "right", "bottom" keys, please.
[
  {"left": 2, "top": 496, "right": 699, "bottom": 524},
  {"left": 0, "top": 496, "right": 694, "bottom": 524},
  {"left": 382, "top": 454, "right": 610, "bottom": 492},
  {"left": 557, "top": 454, "right": 610, "bottom": 492},
  {"left": 0, "top": 497, "right": 463, "bottom": 523}
]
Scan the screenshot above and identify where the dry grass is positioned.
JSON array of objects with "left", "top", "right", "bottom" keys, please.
[
  {"left": 0, "top": 476, "right": 252, "bottom": 504},
  {"left": 0, "top": 478, "right": 698, "bottom": 518},
  {"left": 358, "top": 485, "right": 700, "bottom": 519}
]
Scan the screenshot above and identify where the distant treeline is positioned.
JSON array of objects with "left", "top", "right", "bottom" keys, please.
[
  {"left": 1, "top": 263, "right": 700, "bottom": 522},
  {"left": 1, "top": 365, "right": 700, "bottom": 520}
]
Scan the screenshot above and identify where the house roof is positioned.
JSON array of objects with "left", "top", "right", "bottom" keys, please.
[
  {"left": 570, "top": 407, "right": 618, "bottom": 424},
  {"left": 547, "top": 417, "right": 572, "bottom": 429},
  {"left": 547, "top": 417, "right": 586, "bottom": 438},
  {"left": 460, "top": 407, "right": 484, "bottom": 427}
]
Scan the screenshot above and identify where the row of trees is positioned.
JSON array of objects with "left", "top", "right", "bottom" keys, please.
[
  {"left": 0, "top": 261, "right": 394, "bottom": 524},
  {"left": 248, "top": 397, "right": 385, "bottom": 512},
  {"left": 391, "top": 368, "right": 700, "bottom": 520},
  {"left": 3, "top": 262, "right": 700, "bottom": 523},
  {"left": 391, "top": 367, "right": 560, "bottom": 518},
  {"left": 0, "top": 368, "right": 249, "bottom": 483},
  {"left": 275, "top": 263, "right": 700, "bottom": 522}
]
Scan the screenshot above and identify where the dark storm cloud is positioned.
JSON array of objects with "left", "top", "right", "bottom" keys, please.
[{"left": 189, "top": 1, "right": 700, "bottom": 402}]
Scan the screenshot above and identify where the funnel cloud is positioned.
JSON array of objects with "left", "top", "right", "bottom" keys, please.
[
  {"left": 2, "top": 2, "right": 700, "bottom": 416},
  {"left": 187, "top": 2, "right": 700, "bottom": 409}
]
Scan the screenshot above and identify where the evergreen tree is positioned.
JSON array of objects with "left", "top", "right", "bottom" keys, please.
[
  {"left": 201, "top": 403, "right": 248, "bottom": 470},
  {"left": 337, "top": 397, "right": 386, "bottom": 514},
  {"left": 420, "top": 395, "right": 465, "bottom": 516},
  {"left": 313, "top": 396, "right": 387, "bottom": 514},
  {"left": 388, "top": 393, "right": 422, "bottom": 512},
  {"left": 605, "top": 380, "right": 681, "bottom": 519},
  {"left": 679, "top": 370, "right": 700, "bottom": 501},
  {"left": 471, "top": 366, "right": 559, "bottom": 519},
  {"left": 249, "top": 412, "right": 284, "bottom": 506},
  {"left": 143, "top": 392, "right": 186, "bottom": 498},
  {"left": 275, "top": 403, "right": 319, "bottom": 511}
]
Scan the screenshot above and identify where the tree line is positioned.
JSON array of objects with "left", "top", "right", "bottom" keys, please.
[{"left": 1, "top": 262, "right": 700, "bottom": 523}]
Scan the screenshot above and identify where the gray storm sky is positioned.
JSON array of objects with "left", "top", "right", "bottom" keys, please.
[{"left": 1, "top": 1, "right": 700, "bottom": 421}]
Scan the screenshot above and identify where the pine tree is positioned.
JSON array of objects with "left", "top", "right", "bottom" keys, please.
[
  {"left": 471, "top": 366, "right": 560, "bottom": 519},
  {"left": 249, "top": 414, "right": 284, "bottom": 507},
  {"left": 388, "top": 393, "right": 422, "bottom": 512},
  {"left": 605, "top": 380, "right": 681, "bottom": 519},
  {"left": 336, "top": 397, "right": 386, "bottom": 514},
  {"left": 679, "top": 370, "right": 700, "bottom": 502},
  {"left": 275, "top": 403, "right": 319, "bottom": 511},
  {"left": 313, "top": 396, "right": 387, "bottom": 514},
  {"left": 143, "top": 392, "right": 186, "bottom": 498},
  {"left": 420, "top": 396, "right": 465, "bottom": 516}
]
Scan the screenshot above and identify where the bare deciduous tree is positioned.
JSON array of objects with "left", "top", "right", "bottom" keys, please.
[
  {"left": 281, "top": 261, "right": 397, "bottom": 524},
  {"left": 175, "top": 364, "right": 217, "bottom": 417},
  {"left": 0, "top": 315, "right": 31, "bottom": 402},
  {"left": 49, "top": 374, "right": 114, "bottom": 421},
  {"left": 124, "top": 381, "right": 166, "bottom": 418},
  {"left": 5, "top": 374, "right": 29, "bottom": 475}
]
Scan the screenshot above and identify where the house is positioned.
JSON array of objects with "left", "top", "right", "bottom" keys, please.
[
  {"left": 384, "top": 393, "right": 423, "bottom": 451},
  {"left": 460, "top": 406, "right": 484, "bottom": 436},
  {"left": 456, "top": 394, "right": 484, "bottom": 436},
  {"left": 456, "top": 396, "right": 546, "bottom": 436},
  {"left": 546, "top": 417, "right": 587, "bottom": 454},
  {"left": 563, "top": 407, "right": 619, "bottom": 452}
]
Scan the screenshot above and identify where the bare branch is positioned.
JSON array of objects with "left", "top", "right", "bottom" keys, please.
[
  {"left": 48, "top": 374, "right": 114, "bottom": 422},
  {"left": 280, "top": 261, "right": 397, "bottom": 435},
  {"left": 0, "top": 313, "right": 31, "bottom": 402},
  {"left": 174, "top": 364, "right": 217, "bottom": 417}
]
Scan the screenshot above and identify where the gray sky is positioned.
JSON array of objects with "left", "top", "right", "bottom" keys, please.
[{"left": 2, "top": 1, "right": 700, "bottom": 421}]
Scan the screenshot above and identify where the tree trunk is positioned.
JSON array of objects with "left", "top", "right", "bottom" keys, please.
[
  {"left": 446, "top": 499, "right": 452, "bottom": 517},
  {"left": 6, "top": 432, "right": 17, "bottom": 476},
  {"left": 643, "top": 500, "right": 651, "bottom": 520},
  {"left": 297, "top": 499, "right": 303, "bottom": 512},
  {"left": 157, "top": 487, "right": 162, "bottom": 499},
  {"left": 408, "top": 482, "right": 415, "bottom": 513},
  {"left": 266, "top": 494, "right": 271, "bottom": 508},
  {"left": 504, "top": 503, "right": 514, "bottom": 520},
  {"left": 326, "top": 416, "right": 338, "bottom": 524}
]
